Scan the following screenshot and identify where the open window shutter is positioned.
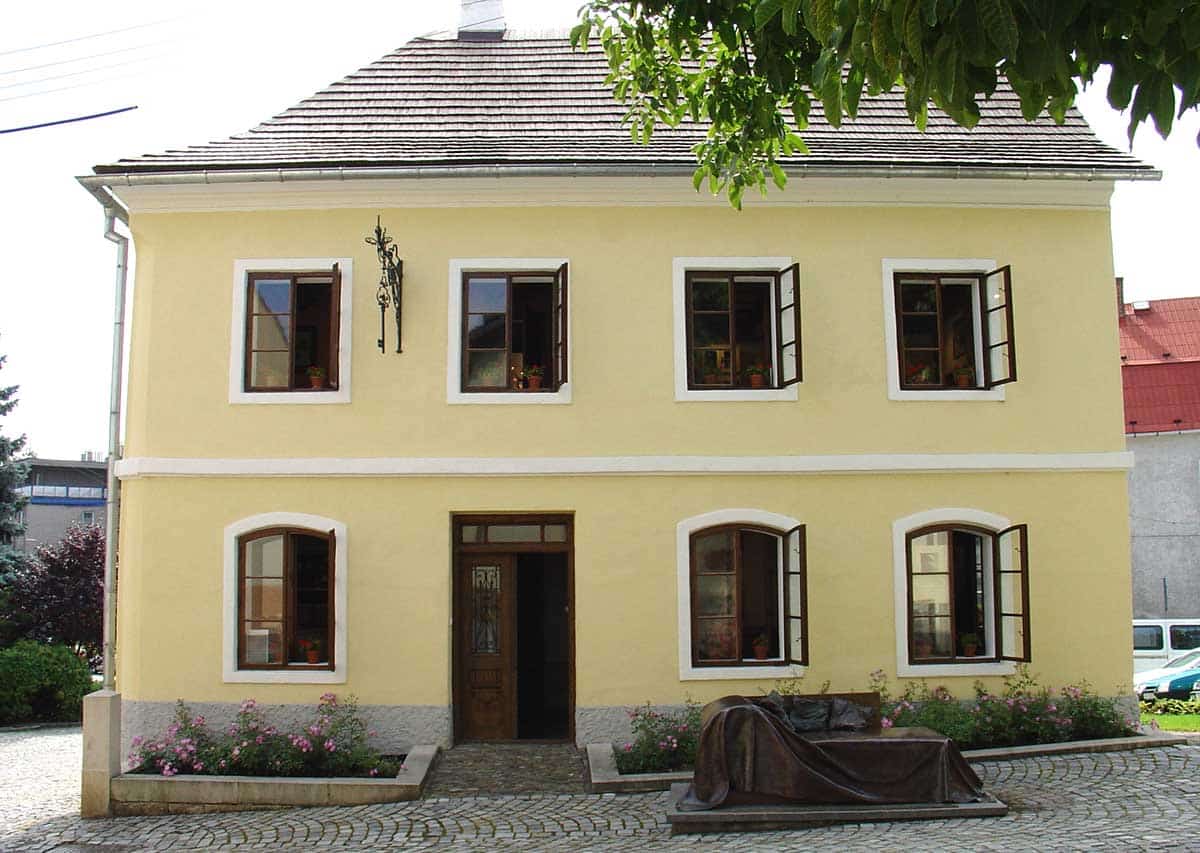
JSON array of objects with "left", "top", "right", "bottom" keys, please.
[
  {"left": 982, "top": 266, "right": 1016, "bottom": 388},
  {"left": 774, "top": 263, "right": 802, "bottom": 388},
  {"left": 553, "top": 262, "right": 568, "bottom": 389},
  {"left": 993, "top": 524, "right": 1030, "bottom": 662},
  {"left": 326, "top": 528, "right": 336, "bottom": 668},
  {"left": 328, "top": 263, "right": 342, "bottom": 390},
  {"left": 784, "top": 524, "right": 808, "bottom": 665}
]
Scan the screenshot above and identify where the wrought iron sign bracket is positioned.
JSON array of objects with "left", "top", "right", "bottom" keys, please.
[{"left": 367, "top": 216, "right": 404, "bottom": 353}]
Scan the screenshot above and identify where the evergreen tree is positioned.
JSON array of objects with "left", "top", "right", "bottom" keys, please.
[{"left": 0, "top": 346, "right": 30, "bottom": 572}]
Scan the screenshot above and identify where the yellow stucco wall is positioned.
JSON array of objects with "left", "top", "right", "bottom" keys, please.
[
  {"left": 122, "top": 204, "right": 1125, "bottom": 460},
  {"left": 114, "top": 199, "right": 1132, "bottom": 709}
]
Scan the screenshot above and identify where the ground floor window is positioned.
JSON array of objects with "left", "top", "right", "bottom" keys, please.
[
  {"left": 238, "top": 527, "right": 333, "bottom": 670},
  {"left": 689, "top": 524, "right": 806, "bottom": 666},
  {"left": 906, "top": 523, "right": 1029, "bottom": 665}
]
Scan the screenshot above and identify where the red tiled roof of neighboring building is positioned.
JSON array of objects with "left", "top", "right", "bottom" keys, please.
[
  {"left": 1123, "top": 361, "right": 1200, "bottom": 434},
  {"left": 1119, "top": 297, "right": 1200, "bottom": 364}
]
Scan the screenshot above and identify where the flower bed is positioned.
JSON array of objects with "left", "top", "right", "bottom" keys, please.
[
  {"left": 129, "top": 693, "right": 400, "bottom": 778},
  {"left": 612, "top": 701, "right": 702, "bottom": 775}
]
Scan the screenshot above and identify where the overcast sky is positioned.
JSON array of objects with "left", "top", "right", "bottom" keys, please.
[{"left": 2, "top": 0, "right": 1197, "bottom": 459}]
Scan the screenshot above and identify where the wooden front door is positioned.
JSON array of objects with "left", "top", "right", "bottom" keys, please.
[{"left": 457, "top": 554, "right": 516, "bottom": 740}]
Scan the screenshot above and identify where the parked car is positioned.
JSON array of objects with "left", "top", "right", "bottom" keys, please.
[
  {"left": 1135, "top": 652, "right": 1200, "bottom": 701},
  {"left": 1134, "top": 619, "right": 1200, "bottom": 674}
]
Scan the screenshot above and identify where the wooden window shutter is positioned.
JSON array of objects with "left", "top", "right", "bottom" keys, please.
[
  {"left": 328, "top": 263, "right": 342, "bottom": 390},
  {"left": 784, "top": 524, "right": 808, "bottom": 665},
  {"left": 553, "top": 262, "right": 568, "bottom": 388},
  {"left": 981, "top": 266, "right": 1017, "bottom": 388},
  {"left": 774, "top": 263, "right": 802, "bottom": 388},
  {"left": 326, "top": 528, "right": 336, "bottom": 669},
  {"left": 994, "top": 524, "right": 1031, "bottom": 662}
]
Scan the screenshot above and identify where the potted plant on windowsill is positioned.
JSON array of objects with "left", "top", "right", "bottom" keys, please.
[
  {"left": 913, "top": 634, "right": 934, "bottom": 658},
  {"left": 306, "top": 365, "right": 326, "bottom": 389},
  {"left": 954, "top": 367, "right": 975, "bottom": 388},
  {"left": 751, "top": 633, "right": 771, "bottom": 660},
  {"left": 524, "top": 364, "right": 545, "bottom": 390},
  {"left": 299, "top": 638, "right": 322, "bottom": 665},
  {"left": 743, "top": 364, "right": 770, "bottom": 389},
  {"left": 959, "top": 632, "right": 980, "bottom": 657}
]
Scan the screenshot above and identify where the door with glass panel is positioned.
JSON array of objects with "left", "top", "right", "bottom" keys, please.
[{"left": 458, "top": 554, "right": 515, "bottom": 740}]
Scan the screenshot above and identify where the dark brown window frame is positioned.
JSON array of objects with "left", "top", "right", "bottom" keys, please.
[
  {"left": 236, "top": 526, "right": 335, "bottom": 671},
  {"left": 684, "top": 267, "right": 802, "bottom": 391},
  {"left": 893, "top": 267, "right": 1015, "bottom": 391},
  {"left": 905, "top": 522, "right": 1030, "bottom": 666},
  {"left": 688, "top": 523, "right": 808, "bottom": 668},
  {"left": 244, "top": 267, "right": 342, "bottom": 393},
  {"left": 460, "top": 266, "right": 568, "bottom": 393}
]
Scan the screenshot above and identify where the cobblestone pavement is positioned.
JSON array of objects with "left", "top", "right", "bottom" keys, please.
[
  {"left": 423, "top": 743, "right": 589, "bottom": 797},
  {"left": 5, "top": 729, "right": 1200, "bottom": 851}
]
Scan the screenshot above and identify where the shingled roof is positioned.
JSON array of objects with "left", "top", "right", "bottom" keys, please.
[{"left": 93, "top": 34, "right": 1154, "bottom": 178}]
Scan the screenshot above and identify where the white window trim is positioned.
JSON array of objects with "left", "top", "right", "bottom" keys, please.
[
  {"left": 446, "top": 258, "right": 572, "bottom": 405},
  {"left": 893, "top": 507, "right": 1016, "bottom": 678},
  {"left": 677, "top": 508, "right": 805, "bottom": 680},
  {"left": 673, "top": 257, "right": 800, "bottom": 402},
  {"left": 882, "top": 258, "right": 1006, "bottom": 402},
  {"left": 229, "top": 258, "right": 354, "bottom": 405},
  {"left": 222, "top": 512, "right": 348, "bottom": 684}
]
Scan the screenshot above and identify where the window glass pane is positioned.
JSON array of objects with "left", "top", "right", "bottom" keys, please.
[
  {"left": 292, "top": 535, "right": 329, "bottom": 664},
  {"left": 911, "top": 532, "right": 948, "bottom": 572},
  {"left": 786, "top": 618, "right": 803, "bottom": 659},
  {"left": 487, "top": 524, "right": 542, "bottom": 543},
  {"left": 543, "top": 524, "right": 567, "bottom": 542},
  {"left": 901, "top": 315, "right": 938, "bottom": 349},
  {"left": 468, "top": 278, "right": 507, "bottom": 313},
  {"left": 696, "top": 575, "right": 735, "bottom": 617},
  {"left": 252, "top": 315, "right": 290, "bottom": 350},
  {"left": 252, "top": 280, "right": 291, "bottom": 314},
  {"left": 461, "top": 524, "right": 481, "bottom": 543},
  {"left": 694, "top": 530, "right": 734, "bottom": 573},
  {"left": 694, "top": 350, "right": 732, "bottom": 384},
  {"left": 243, "top": 621, "right": 283, "bottom": 664},
  {"left": 904, "top": 352, "right": 939, "bottom": 385},
  {"left": 471, "top": 564, "right": 501, "bottom": 654},
  {"left": 466, "top": 351, "right": 507, "bottom": 388},
  {"left": 739, "top": 530, "right": 780, "bottom": 657},
  {"left": 467, "top": 314, "right": 506, "bottom": 349},
  {"left": 1001, "top": 614, "right": 1026, "bottom": 658},
  {"left": 243, "top": 578, "right": 284, "bottom": 621},
  {"left": 998, "top": 570, "right": 1024, "bottom": 614},
  {"left": 693, "top": 314, "right": 731, "bottom": 347},
  {"left": 912, "top": 616, "right": 953, "bottom": 657},
  {"left": 245, "top": 535, "right": 284, "bottom": 578},
  {"left": 989, "top": 343, "right": 1010, "bottom": 384},
  {"left": 250, "top": 351, "right": 290, "bottom": 388},
  {"left": 900, "top": 282, "right": 936, "bottom": 312},
  {"left": 694, "top": 619, "right": 736, "bottom": 660},
  {"left": 1170, "top": 626, "right": 1200, "bottom": 650},
  {"left": 691, "top": 279, "right": 729, "bottom": 310},
  {"left": 941, "top": 284, "right": 976, "bottom": 384},
  {"left": 912, "top": 573, "right": 951, "bottom": 616}
]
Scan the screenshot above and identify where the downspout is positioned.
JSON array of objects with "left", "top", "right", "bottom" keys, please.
[{"left": 101, "top": 209, "right": 129, "bottom": 691}]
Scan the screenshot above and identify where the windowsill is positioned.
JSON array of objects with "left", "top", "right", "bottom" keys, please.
[
  {"left": 896, "top": 660, "right": 1016, "bottom": 678},
  {"left": 680, "top": 663, "right": 804, "bottom": 681},
  {"left": 448, "top": 384, "right": 572, "bottom": 405},
  {"left": 676, "top": 386, "right": 799, "bottom": 403},
  {"left": 224, "top": 666, "right": 346, "bottom": 685},
  {"left": 231, "top": 388, "right": 350, "bottom": 405},
  {"left": 890, "top": 387, "right": 1005, "bottom": 402}
]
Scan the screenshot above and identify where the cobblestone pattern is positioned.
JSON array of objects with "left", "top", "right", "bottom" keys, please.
[
  {"left": 5, "top": 729, "right": 1200, "bottom": 851},
  {"left": 0, "top": 727, "right": 81, "bottom": 838},
  {"left": 423, "top": 743, "right": 589, "bottom": 798}
]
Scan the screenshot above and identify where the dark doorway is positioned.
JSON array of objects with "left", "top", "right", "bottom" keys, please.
[{"left": 517, "top": 553, "right": 569, "bottom": 739}]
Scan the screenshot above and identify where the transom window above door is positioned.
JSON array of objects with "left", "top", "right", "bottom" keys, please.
[
  {"left": 461, "top": 267, "right": 567, "bottom": 393},
  {"left": 893, "top": 267, "right": 1015, "bottom": 392},
  {"left": 685, "top": 267, "right": 801, "bottom": 391},
  {"left": 245, "top": 268, "right": 341, "bottom": 392}
]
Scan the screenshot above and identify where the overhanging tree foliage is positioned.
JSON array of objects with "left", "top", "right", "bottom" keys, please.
[
  {"left": 572, "top": 0, "right": 1200, "bottom": 205},
  {"left": 0, "top": 346, "right": 29, "bottom": 581}
]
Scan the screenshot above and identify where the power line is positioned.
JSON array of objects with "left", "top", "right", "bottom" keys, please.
[
  {"left": 0, "top": 105, "right": 137, "bottom": 135},
  {"left": 0, "top": 54, "right": 166, "bottom": 91},
  {"left": 0, "top": 70, "right": 145, "bottom": 104},
  {"left": 0, "top": 17, "right": 183, "bottom": 58},
  {"left": 416, "top": 14, "right": 508, "bottom": 39},
  {"left": 0, "top": 42, "right": 170, "bottom": 77}
]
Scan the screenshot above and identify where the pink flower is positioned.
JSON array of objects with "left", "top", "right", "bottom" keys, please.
[
  {"left": 325, "top": 739, "right": 336, "bottom": 752},
  {"left": 623, "top": 743, "right": 633, "bottom": 752},
  {"left": 256, "top": 735, "right": 264, "bottom": 744},
  {"left": 193, "top": 762, "right": 204, "bottom": 772},
  {"left": 369, "top": 768, "right": 379, "bottom": 777},
  {"left": 882, "top": 718, "right": 894, "bottom": 728},
  {"left": 192, "top": 715, "right": 206, "bottom": 727},
  {"left": 368, "top": 729, "right": 378, "bottom": 737},
  {"left": 308, "top": 725, "right": 322, "bottom": 737}
]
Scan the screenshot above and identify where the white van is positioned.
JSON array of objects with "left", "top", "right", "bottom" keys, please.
[{"left": 1134, "top": 619, "right": 1200, "bottom": 673}]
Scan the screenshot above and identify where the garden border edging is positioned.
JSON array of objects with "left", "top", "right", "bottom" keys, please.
[
  {"left": 107, "top": 744, "right": 439, "bottom": 816},
  {"left": 587, "top": 732, "right": 1199, "bottom": 793}
]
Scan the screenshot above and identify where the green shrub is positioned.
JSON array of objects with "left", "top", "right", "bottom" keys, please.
[
  {"left": 0, "top": 640, "right": 96, "bottom": 723},
  {"left": 1140, "top": 697, "right": 1200, "bottom": 716},
  {"left": 884, "top": 683, "right": 977, "bottom": 747},
  {"left": 614, "top": 701, "right": 702, "bottom": 774}
]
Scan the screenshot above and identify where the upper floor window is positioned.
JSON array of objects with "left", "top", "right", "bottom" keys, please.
[
  {"left": 685, "top": 266, "right": 801, "bottom": 391},
  {"left": 461, "top": 266, "right": 567, "bottom": 393},
  {"left": 906, "top": 523, "right": 1029, "bottom": 665},
  {"left": 244, "top": 268, "right": 341, "bottom": 393},
  {"left": 238, "top": 527, "right": 333, "bottom": 671},
  {"left": 689, "top": 524, "right": 807, "bottom": 668},
  {"left": 893, "top": 267, "right": 1015, "bottom": 392}
]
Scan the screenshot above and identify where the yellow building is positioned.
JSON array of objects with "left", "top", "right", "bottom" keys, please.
[{"left": 81, "top": 28, "right": 1155, "bottom": 753}]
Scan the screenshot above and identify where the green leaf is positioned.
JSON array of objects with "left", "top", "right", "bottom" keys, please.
[
  {"left": 922, "top": 0, "right": 940, "bottom": 27},
  {"left": 692, "top": 166, "right": 706, "bottom": 192},
  {"left": 845, "top": 65, "right": 866, "bottom": 116},
  {"left": 770, "top": 161, "right": 789, "bottom": 189},
  {"left": 905, "top": 0, "right": 925, "bottom": 63},
  {"left": 977, "top": 0, "right": 1019, "bottom": 55},
  {"left": 755, "top": 0, "right": 786, "bottom": 30},
  {"left": 805, "top": 0, "right": 837, "bottom": 42},
  {"left": 786, "top": 131, "right": 811, "bottom": 153},
  {"left": 782, "top": 0, "right": 804, "bottom": 34},
  {"left": 1107, "top": 61, "right": 1137, "bottom": 111},
  {"left": 1150, "top": 74, "right": 1177, "bottom": 138}
]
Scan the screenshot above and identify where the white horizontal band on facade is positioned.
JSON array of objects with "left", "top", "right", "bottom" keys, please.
[{"left": 114, "top": 452, "right": 1134, "bottom": 479}]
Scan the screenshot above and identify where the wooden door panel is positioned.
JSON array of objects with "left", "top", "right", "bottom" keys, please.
[{"left": 459, "top": 556, "right": 514, "bottom": 739}]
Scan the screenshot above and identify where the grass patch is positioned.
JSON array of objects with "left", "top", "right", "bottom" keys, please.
[{"left": 1141, "top": 713, "right": 1200, "bottom": 732}]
